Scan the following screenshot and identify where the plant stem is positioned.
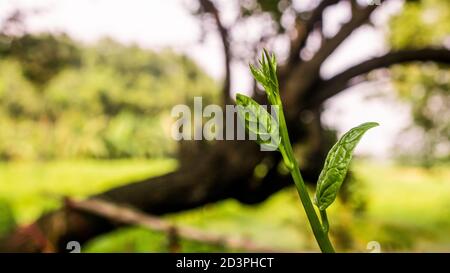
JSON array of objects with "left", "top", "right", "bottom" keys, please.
[
  {"left": 320, "top": 210, "right": 329, "bottom": 234},
  {"left": 277, "top": 107, "right": 335, "bottom": 253}
]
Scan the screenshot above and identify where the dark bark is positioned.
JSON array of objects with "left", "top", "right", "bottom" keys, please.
[{"left": 199, "top": 0, "right": 231, "bottom": 104}]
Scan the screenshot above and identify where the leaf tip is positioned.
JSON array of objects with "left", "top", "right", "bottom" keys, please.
[
  {"left": 235, "top": 93, "right": 247, "bottom": 105},
  {"left": 360, "top": 122, "right": 380, "bottom": 129}
]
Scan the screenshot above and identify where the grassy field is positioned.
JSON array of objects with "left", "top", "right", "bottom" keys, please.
[
  {"left": 0, "top": 159, "right": 449, "bottom": 252},
  {"left": 0, "top": 159, "right": 177, "bottom": 223}
]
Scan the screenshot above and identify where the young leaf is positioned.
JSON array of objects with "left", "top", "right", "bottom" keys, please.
[
  {"left": 236, "top": 93, "right": 280, "bottom": 150},
  {"left": 314, "top": 122, "right": 379, "bottom": 211},
  {"left": 248, "top": 49, "right": 279, "bottom": 103}
]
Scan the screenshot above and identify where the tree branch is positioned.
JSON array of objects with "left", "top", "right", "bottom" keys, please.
[
  {"left": 199, "top": 0, "right": 231, "bottom": 104},
  {"left": 309, "top": 3, "right": 378, "bottom": 69},
  {"left": 67, "top": 198, "right": 282, "bottom": 252},
  {"left": 307, "top": 48, "right": 450, "bottom": 106},
  {"left": 283, "top": 2, "right": 381, "bottom": 111},
  {"left": 283, "top": 0, "right": 340, "bottom": 73}
]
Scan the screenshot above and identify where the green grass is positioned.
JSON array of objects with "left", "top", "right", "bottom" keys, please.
[
  {"left": 349, "top": 161, "right": 450, "bottom": 251},
  {"left": 0, "top": 159, "right": 177, "bottom": 223},
  {"left": 0, "top": 159, "right": 449, "bottom": 252},
  {"left": 85, "top": 161, "right": 450, "bottom": 252}
]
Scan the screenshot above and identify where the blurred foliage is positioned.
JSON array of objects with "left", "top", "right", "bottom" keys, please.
[
  {"left": 0, "top": 199, "right": 16, "bottom": 237},
  {"left": 1, "top": 33, "right": 81, "bottom": 87},
  {"left": 388, "top": 0, "right": 450, "bottom": 165},
  {"left": 0, "top": 34, "right": 219, "bottom": 160},
  {"left": 389, "top": 0, "right": 449, "bottom": 49}
]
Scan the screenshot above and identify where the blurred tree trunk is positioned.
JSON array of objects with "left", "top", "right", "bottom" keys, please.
[{"left": 1, "top": 0, "right": 450, "bottom": 252}]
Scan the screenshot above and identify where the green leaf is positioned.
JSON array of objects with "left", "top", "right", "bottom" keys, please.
[
  {"left": 236, "top": 93, "right": 280, "bottom": 150},
  {"left": 249, "top": 64, "right": 266, "bottom": 87},
  {"left": 248, "top": 49, "right": 279, "bottom": 102},
  {"left": 314, "top": 122, "right": 379, "bottom": 211}
]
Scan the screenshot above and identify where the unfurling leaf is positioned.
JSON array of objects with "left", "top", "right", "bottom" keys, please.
[
  {"left": 249, "top": 50, "right": 279, "bottom": 103},
  {"left": 236, "top": 93, "right": 280, "bottom": 150},
  {"left": 314, "top": 122, "right": 379, "bottom": 211}
]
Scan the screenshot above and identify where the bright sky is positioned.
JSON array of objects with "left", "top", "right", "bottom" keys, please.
[{"left": 0, "top": 0, "right": 412, "bottom": 158}]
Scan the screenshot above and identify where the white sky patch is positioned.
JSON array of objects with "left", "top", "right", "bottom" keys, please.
[{"left": 322, "top": 81, "right": 411, "bottom": 158}]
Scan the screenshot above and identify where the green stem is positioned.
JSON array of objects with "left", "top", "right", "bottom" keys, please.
[
  {"left": 320, "top": 210, "right": 329, "bottom": 234},
  {"left": 278, "top": 107, "right": 335, "bottom": 253}
]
